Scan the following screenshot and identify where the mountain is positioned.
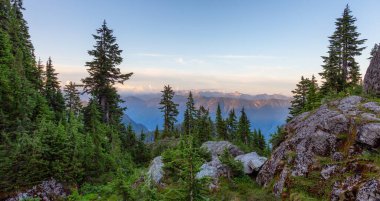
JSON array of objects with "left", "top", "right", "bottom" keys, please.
[
  {"left": 121, "top": 91, "right": 291, "bottom": 139},
  {"left": 122, "top": 113, "right": 149, "bottom": 133}
]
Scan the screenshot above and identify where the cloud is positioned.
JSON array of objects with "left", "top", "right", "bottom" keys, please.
[
  {"left": 208, "top": 54, "right": 284, "bottom": 60},
  {"left": 133, "top": 53, "right": 176, "bottom": 57},
  {"left": 175, "top": 57, "right": 185, "bottom": 64}
]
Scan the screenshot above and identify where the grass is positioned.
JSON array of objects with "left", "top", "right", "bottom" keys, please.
[{"left": 210, "top": 176, "right": 278, "bottom": 201}]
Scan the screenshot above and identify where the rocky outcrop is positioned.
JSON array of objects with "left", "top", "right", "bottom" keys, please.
[
  {"left": 6, "top": 179, "right": 67, "bottom": 201},
  {"left": 147, "top": 156, "right": 164, "bottom": 185},
  {"left": 257, "top": 96, "right": 380, "bottom": 200},
  {"left": 201, "top": 141, "right": 243, "bottom": 157},
  {"left": 234, "top": 152, "right": 267, "bottom": 174},
  {"left": 356, "top": 179, "right": 380, "bottom": 201},
  {"left": 364, "top": 47, "right": 380, "bottom": 96}
]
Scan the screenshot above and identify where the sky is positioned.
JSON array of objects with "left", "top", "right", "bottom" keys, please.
[{"left": 23, "top": 0, "right": 380, "bottom": 96}]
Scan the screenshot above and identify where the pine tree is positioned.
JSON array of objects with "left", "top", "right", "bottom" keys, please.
[
  {"left": 159, "top": 85, "right": 179, "bottom": 137},
  {"left": 252, "top": 129, "right": 266, "bottom": 155},
  {"left": 82, "top": 20, "right": 133, "bottom": 124},
  {"left": 288, "top": 76, "right": 310, "bottom": 120},
  {"left": 183, "top": 91, "right": 197, "bottom": 135},
  {"left": 304, "top": 75, "right": 321, "bottom": 111},
  {"left": 64, "top": 81, "right": 82, "bottom": 117},
  {"left": 154, "top": 125, "right": 160, "bottom": 142},
  {"left": 319, "top": 5, "right": 366, "bottom": 93},
  {"left": 237, "top": 107, "right": 250, "bottom": 145},
  {"left": 369, "top": 43, "right": 379, "bottom": 60},
  {"left": 195, "top": 106, "right": 212, "bottom": 144},
  {"left": 36, "top": 58, "right": 44, "bottom": 91},
  {"left": 226, "top": 109, "right": 238, "bottom": 141},
  {"left": 215, "top": 103, "right": 227, "bottom": 140},
  {"left": 44, "top": 57, "right": 65, "bottom": 121}
]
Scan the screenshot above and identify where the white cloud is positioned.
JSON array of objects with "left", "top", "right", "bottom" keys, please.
[{"left": 208, "top": 54, "right": 284, "bottom": 60}]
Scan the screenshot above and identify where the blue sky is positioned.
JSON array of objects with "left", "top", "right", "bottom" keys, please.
[{"left": 24, "top": 0, "right": 380, "bottom": 95}]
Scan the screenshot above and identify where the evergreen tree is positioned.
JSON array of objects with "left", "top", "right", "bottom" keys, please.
[
  {"left": 195, "top": 106, "right": 212, "bottom": 144},
  {"left": 252, "top": 129, "right": 266, "bottom": 155},
  {"left": 369, "top": 43, "right": 379, "bottom": 60},
  {"left": 226, "top": 109, "right": 238, "bottom": 141},
  {"left": 319, "top": 5, "right": 366, "bottom": 93},
  {"left": 36, "top": 58, "right": 44, "bottom": 91},
  {"left": 237, "top": 107, "right": 250, "bottom": 145},
  {"left": 159, "top": 85, "right": 179, "bottom": 137},
  {"left": 82, "top": 20, "right": 133, "bottom": 124},
  {"left": 215, "top": 103, "right": 227, "bottom": 140},
  {"left": 183, "top": 91, "right": 197, "bottom": 135},
  {"left": 288, "top": 76, "right": 310, "bottom": 120},
  {"left": 64, "top": 81, "right": 82, "bottom": 117},
  {"left": 154, "top": 125, "right": 160, "bottom": 142},
  {"left": 304, "top": 75, "right": 320, "bottom": 111},
  {"left": 44, "top": 57, "right": 65, "bottom": 121}
]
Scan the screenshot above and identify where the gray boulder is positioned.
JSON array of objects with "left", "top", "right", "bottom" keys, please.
[
  {"left": 234, "top": 152, "right": 267, "bottom": 174},
  {"left": 364, "top": 47, "right": 380, "bottom": 96},
  {"left": 147, "top": 156, "right": 164, "bottom": 185},
  {"left": 201, "top": 141, "right": 243, "bottom": 157},
  {"left": 357, "top": 123, "right": 380, "bottom": 147},
  {"left": 6, "top": 179, "right": 66, "bottom": 201}
]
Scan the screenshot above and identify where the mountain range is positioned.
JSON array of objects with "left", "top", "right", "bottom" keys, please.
[{"left": 120, "top": 91, "right": 291, "bottom": 139}]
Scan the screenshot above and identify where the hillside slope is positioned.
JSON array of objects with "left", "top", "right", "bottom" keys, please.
[{"left": 257, "top": 96, "right": 380, "bottom": 200}]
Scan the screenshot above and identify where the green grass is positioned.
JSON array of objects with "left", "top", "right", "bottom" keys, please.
[{"left": 210, "top": 176, "right": 278, "bottom": 201}]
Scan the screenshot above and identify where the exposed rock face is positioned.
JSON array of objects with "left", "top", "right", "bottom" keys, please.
[
  {"left": 201, "top": 141, "right": 244, "bottom": 157},
  {"left": 364, "top": 48, "right": 380, "bottom": 96},
  {"left": 257, "top": 96, "right": 380, "bottom": 199},
  {"left": 234, "top": 152, "right": 267, "bottom": 174},
  {"left": 196, "top": 156, "right": 229, "bottom": 189},
  {"left": 147, "top": 156, "right": 164, "bottom": 185},
  {"left": 356, "top": 179, "right": 380, "bottom": 201},
  {"left": 6, "top": 179, "right": 66, "bottom": 201}
]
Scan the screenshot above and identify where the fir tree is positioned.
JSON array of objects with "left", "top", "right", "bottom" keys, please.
[
  {"left": 319, "top": 5, "right": 366, "bottom": 93},
  {"left": 159, "top": 85, "right": 178, "bottom": 137},
  {"left": 215, "top": 103, "right": 227, "bottom": 140},
  {"left": 64, "top": 81, "right": 82, "bottom": 117},
  {"left": 369, "top": 43, "right": 379, "bottom": 60},
  {"left": 288, "top": 76, "right": 310, "bottom": 120},
  {"left": 82, "top": 20, "right": 133, "bottom": 124},
  {"left": 226, "top": 109, "right": 238, "bottom": 141},
  {"left": 304, "top": 75, "right": 320, "bottom": 111},
  {"left": 195, "top": 106, "right": 212, "bottom": 145},
  {"left": 154, "top": 125, "right": 160, "bottom": 142},
  {"left": 183, "top": 91, "right": 197, "bottom": 135},
  {"left": 44, "top": 57, "right": 65, "bottom": 121},
  {"left": 237, "top": 107, "right": 250, "bottom": 145}
]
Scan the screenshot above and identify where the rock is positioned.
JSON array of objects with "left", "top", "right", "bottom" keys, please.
[
  {"left": 201, "top": 141, "right": 243, "bottom": 157},
  {"left": 196, "top": 156, "right": 227, "bottom": 179},
  {"left": 361, "top": 113, "right": 380, "bottom": 122},
  {"left": 331, "top": 175, "right": 362, "bottom": 201},
  {"left": 362, "top": 102, "right": 380, "bottom": 115},
  {"left": 332, "top": 152, "right": 344, "bottom": 161},
  {"left": 357, "top": 123, "right": 380, "bottom": 147},
  {"left": 356, "top": 179, "right": 380, "bottom": 201},
  {"left": 273, "top": 167, "right": 289, "bottom": 197},
  {"left": 235, "top": 152, "right": 267, "bottom": 174},
  {"left": 147, "top": 156, "right": 164, "bottom": 185},
  {"left": 257, "top": 96, "right": 380, "bottom": 198},
  {"left": 6, "top": 179, "right": 66, "bottom": 201},
  {"left": 364, "top": 48, "right": 380, "bottom": 96},
  {"left": 196, "top": 156, "right": 229, "bottom": 189},
  {"left": 321, "top": 165, "right": 338, "bottom": 180}
]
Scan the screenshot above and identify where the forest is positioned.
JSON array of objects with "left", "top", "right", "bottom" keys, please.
[{"left": 0, "top": 1, "right": 379, "bottom": 201}]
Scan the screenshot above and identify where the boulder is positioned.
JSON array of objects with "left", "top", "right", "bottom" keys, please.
[
  {"left": 364, "top": 48, "right": 380, "bottom": 96},
  {"left": 234, "top": 152, "right": 267, "bottom": 174},
  {"left": 357, "top": 123, "right": 380, "bottom": 147},
  {"left": 196, "top": 156, "right": 229, "bottom": 189},
  {"left": 6, "top": 179, "right": 66, "bottom": 201},
  {"left": 147, "top": 156, "right": 164, "bottom": 185},
  {"left": 201, "top": 141, "right": 243, "bottom": 157}
]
